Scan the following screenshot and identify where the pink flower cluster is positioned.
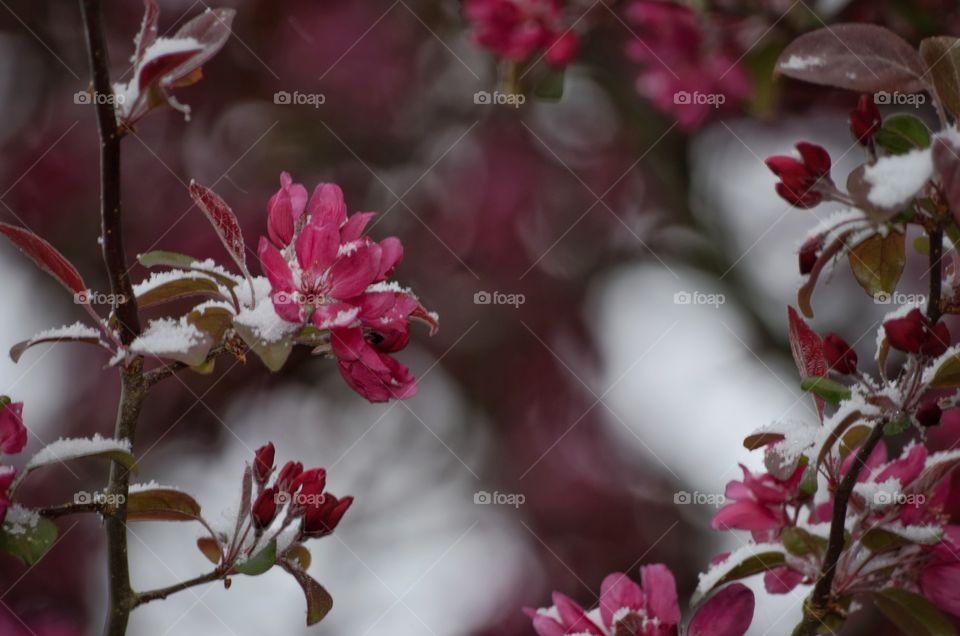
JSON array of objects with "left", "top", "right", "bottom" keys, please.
[
  {"left": 463, "top": 0, "right": 579, "bottom": 67},
  {"left": 0, "top": 399, "right": 27, "bottom": 524},
  {"left": 258, "top": 173, "right": 437, "bottom": 402},
  {"left": 527, "top": 564, "right": 754, "bottom": 636},
  {"left": 624, "top": 1, "right": 751, "bottom": 130}
]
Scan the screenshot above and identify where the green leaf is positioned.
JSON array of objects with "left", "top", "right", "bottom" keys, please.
[
  {"left": 0, "top": 507, "right": 58, "bottom": 565},
  {"left": 187, "top": 305, "right": 233, "bottom": 345},
  {"left": 920, "top": 37, "right": 960, "bottom": 120},
  {"left": 874, "top": 114, "right": 931, "bottom": 155},
  {"left": 282, "top": 562, "right": 334, "bottom": 625},
  {"left": 884, "top": 416, "right": 911, "bottom": 436},
  {"left": 285, "top": 544, "right": 311, "bottom": 570},
  {"left": 535, "top": 68, "right": 565, "bottom": 100},
  {"left": 127, "top": 488, "right": 202, "bottom": 522},
  {"left": 691, "top": 550, "right": 786, "bottom": 605},
  {"left": 234, "top": 323, "right": 292, "bottom": 372},
  {"left": 138, "top": 250, "right": 197, "bottom": 269},
  {"left": 800, "top": 376, "right": 852, "bottom": 406},
  {"left": 781, "top": 527, "right": 828, "bottom": 557},
  {"left": 800, "top": 463, "right": 819, "bottom": 496},
  {"left": 875, "top": 588, "right": 957, "bottom": 636},
  {"left": 847, "top": 232, "right": 906, "bottom": 301},
  {"left": 862, "top": 526, "right": 942, "bottom": 552},
  {"left": 233, "top": 540, "right": 276, "bottom": 576},
  {"left": 136, "top": 276, "right": 226, "bottom": 309},
  {"left": 929, "top": 354, "right": 960, "bottom": 389}
]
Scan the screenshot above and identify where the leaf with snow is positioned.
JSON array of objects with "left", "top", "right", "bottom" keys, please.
[
  {"left": 233, "top": 539, "right": 276, "bottom": 576},
  {"left": 920, "top": 37, "right": 960, "bottom": 120},
  {"left": 862, "top": 148, "right": 933, "bottom": 210},
  {"left": 134, "top": 270, "right": 230, "bottom": 309},
  {"left": 934, "top": 130, "right": 960, "bottom": 219},
  {"left": 861, "top": 523, "right": 943, "bottom": 552},
  {"left": 692, "top": 543, "right": 786, "bottom": 605},
  {"left": 10, "top": 321, "right": 105, "bottom": 363},
  {"left": 129, "top": 317, "right": 213, "bottom": 367},
  {"left": 0, "top": 506, "right": 57, "bottom": 566},
  {"left": 775, "top": 24, "right": 927, "bottom": 93},
  {"left": 15, "top": 435, "right": 135, "bottom": 491}
]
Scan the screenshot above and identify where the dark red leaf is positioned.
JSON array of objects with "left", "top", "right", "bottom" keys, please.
[
  {"left": 0, "top": 223, "right": 87, "bottom": 298},
  {"left": 188, "top": 182, "right": 249, "bottom": 278},
  {"left": 776, "top": 24, "right": 926, "bottom": 94},
  {"left": 788, "top": 306, "right": 827, "bottom": 418},
  {"left": 170, "top": 8, "right": 236, "bottom": 83}
]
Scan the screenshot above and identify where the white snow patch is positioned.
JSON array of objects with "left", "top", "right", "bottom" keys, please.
[
  {"left": 695, "top": 542, "right": 785, "bottom": 601},
  {"left": 862, "top": 148, "right": 933, "bottom": 208},
  {"left": 781, "top": 55, "right": 826, "bottom": 70},
  {"left": 234, "top": 277, "right": 298, "bottom": 343},
  {"left": 27, "top": 434, "right": 131, "bottom": 471},
  {"left": 130, "top": 317, "right": 205, "bottom": 356},
  {"left": 26, "top": 321, "right": 101, "bottom": 341}
]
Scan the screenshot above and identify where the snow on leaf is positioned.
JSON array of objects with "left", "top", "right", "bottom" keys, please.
[
  {"left": 17, "top": 435, "right": 135, "bottom": 491},
  {"left": 692, "top": 542, "right": 786, "bottom": 605},
  {"left": 129, "top": 316, "right": 213, "bottom": 367},
  {"left": 10, "top": 321, "right": 104, "bottom": 363},
  {"left": 862, "top": 147, "right": 933, "bottom": 209}
]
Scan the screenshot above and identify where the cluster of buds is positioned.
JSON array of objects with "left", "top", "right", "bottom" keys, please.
[
  {"left": 463, "top": 0, "right": 579, "bottom": 67},
  {"left": 0, "top": 398, "right": 26, "bottom": 524},
  {"left": 765, "top": 142, "right": 835, "bottom": 209},
  {"left": 200, "top": 443, "right": 352, "bottom": 578}
]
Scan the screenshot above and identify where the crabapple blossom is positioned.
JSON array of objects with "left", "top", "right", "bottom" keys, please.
[
  {"left": 883, "top": 309, "right": 950, "bottom": 356},
  {"left": 0, "top": 399, "right": 26, "bottom": 455},
  {"left": 822, "top": 334, "right": 857, "bottom": 374},
  {"left": 527, "top": 564, "right": 754, "bottom": 636},
  {"left": 765, "top": 142, "right": 833, "bottom": 208},
  {"left": 463, "top": 0, "right": 579, "bottom": 66}
]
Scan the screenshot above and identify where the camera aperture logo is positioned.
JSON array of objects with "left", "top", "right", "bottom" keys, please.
[
  {"left": 474, "top": 290, "right": 525, "bottom": 308},
  {"left": 274, "top": 490, "right": 326, "bottom": 506},
  {"left": 75, "top": 290, "right": 128, "bottom": 305},
  {"left": 74, "top": 90, "right": 125, "bottom": 105},
  {"left": 673, "top": 91, "right": 726, "bottom": 108},
  {"left": 673, "top": 490, "right": 726, "bottom": 507},
  {"left": 873, "top": 491, "right": 925, "bottom": 506},
  {"left": 274, "top": 90, "right": 326, "bottom": 108},
  {"left": 474, "top": 90, "right": 525, "bottom": 109},
  {"left": 873, "top": 291, "right": 925, "bottom": 305},
  {"left": 874, "top": 91, "right": 925, "bottom": 107},
  {"left": 474, "top": 490, "right": 525, "bottom": 508},
  {"left": 673, "top": 290, "right": 725, "bottom": 308}
]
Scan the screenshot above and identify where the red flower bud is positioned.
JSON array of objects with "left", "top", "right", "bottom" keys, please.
[
  {"left": 301, "top": 494, "right": 353, "bottom": 539},
  {"left": 766, "top": 143, "right": 832, "bottom": 208},
  {"left": 916, "top": 401, "right": 942, "bottom": 427},
  {"left": 850, "top": 95, "right": 882, "bottom": 144},
  {"left": 276, "top": 461, "right": 303, "bottom": 492},
  {"left": 884, "top": 309, "right": 927, "bottom": 354},
  {"left": 544, "top": 31, "right": 579, "bottom": 67},
  {"left": 923, "top": 320, "right": 951, "bottom": 357},
  {"left": 253, "top": 443, "right": 275, "bottom": 485},
  {"left": 290, "top": 468, "right": 327, "bottom": 497},
  {"left": 823, "top": 334, "right": 857, "bottom": 374},
  {"left": 252, "top": 487, "right": 278, "bottom": 529}
]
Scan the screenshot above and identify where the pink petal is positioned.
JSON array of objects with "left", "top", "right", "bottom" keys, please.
[
  {"left": 312, "top": 303, "right": 360, "bottom": 330},
  {"left": 640, "top": 564, "right": 680, "bottom": 626},
  {"left": 307, "top": 183, "right": 347, "bottom": 229},
  {"left": 267, "top": 189, "right": 295, "bottom": 247},
  {"left": 328, "top": 242, "right": 380, "bottom": 299},
  {"left": 531, "top": 615, "right": 566, "bottom": 636},
  {"left": 552, "top": 593, "right": 603, "bottom": 635},
  {"left": 711, "top": 501, "right": 782, "bottom": 531},
  {"left": 341, "top": 212, "right": 375, "bottom": 242},
  {"left": 599, "top": 572, "right": 644, "bottom": 627},
  {"left": 376, "top": 237, "right": 403, "bottom": 281},
  {"left": 876, "top": 444, "right": 927, "bottom": 487},
  {"left": 921, "top": 563, "right": 960, "bottom": 616},
  {"left": 688, "top": 583, "right": 755, "bottom": 636},
  {"left": 763, "top": 567, "right": 804, "bottom": 594},
  {"left": 295, "top": 223, "right": 340, "bottom": 277},
  {"left": 257, "top": 237, "right": 301, "bottom": 323},
  {"left": 0, "top": 402, "right": 26, "bottom": 455}
]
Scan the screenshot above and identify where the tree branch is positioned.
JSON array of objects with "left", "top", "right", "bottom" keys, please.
[
  {"left": 133, "top": 569, "right": 224, "bottom": 607},
  {"left": 928, "top": 225, "right": 943, "bottom": 323},
  {"left": 78, "top": 2, "right": 146, "bottom": 634},
  {"left": 143, "top": 345, "right": 228, "bottom": 388},
  {"left": 39, "top": 501, "right": 104, "bottom": 518}
]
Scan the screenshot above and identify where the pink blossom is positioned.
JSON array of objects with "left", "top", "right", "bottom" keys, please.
[
  {"left": 464, "top": 0, "right": 579, "bottom": 66},
  {"left": 0, "top": 467, "right": 14, "bottom": 525},
  {"left": 712, "top": 464, "right": 803, "bottom": 538},
  {"left": 527, "top": 564, "right": 753, "bottom": 636},
  {"left": 331, "top": 327, "right": 417, "bottom": 402},
  {"left": 920, "top": 526, "right": 960, "bottom": 616},
  {"left": 0, "top": 401, "right": 27, "bottom": 455}
]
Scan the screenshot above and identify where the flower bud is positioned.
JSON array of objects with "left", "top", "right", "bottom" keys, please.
[
  {"left": 276, "top": 461, "right": 303, "bottom": 492},
  {"left": 290, "top": 467, "right": 326, "bottom": 495},
  {"left": 850, "top": 95, "right": 882, "bottom": 144},
  {"left": 798, "top": 236, "right": 822, "bottom": 275},
  {"left": 544, "top": 31, "right": 579, "bottom": 67},
  {"left": 823, "top": 334, "right": 857, "bottom": 374},
  {"left": 766, "top": 143, "right": 832, "bottom": 208},
  {"left": 0, "top": 401, "right": 26, "bottom": 455},
  {"left": 884, "top": 309, "right": 927, "bottom": 354},
  {"left": 252, "top": 487, "right": 278, "bottom": 529},
  {"left": 922, "top": 321, "right": 951, "bottom": 358},
  {"left": 301, "top": 494, "right": 353, "bottom": 539},
  {"left": 253, "top": 443, "right": 275, "bottom": 485},
  {"left": 916, "top": 401, "right": 943, "bottom": 427}
]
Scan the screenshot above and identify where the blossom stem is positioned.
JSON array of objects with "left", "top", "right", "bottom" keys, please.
[
  {"left": 78, "top": 1, "right": 145, "bottom": 634},
  {"left": 928, "top": 226, "right": 943, "bottom": 324},
  {"left": 38, "top": 501, "right": 104, "bottom": 518},
  {"left": 797, "top": 421, "right": 886, "bottom": 635}
]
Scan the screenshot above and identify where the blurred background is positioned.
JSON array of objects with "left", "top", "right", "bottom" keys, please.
[{"left": 1, "top": 0, "right": 960, "bottom": 634}]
